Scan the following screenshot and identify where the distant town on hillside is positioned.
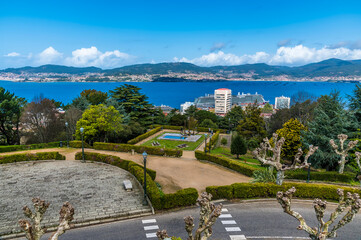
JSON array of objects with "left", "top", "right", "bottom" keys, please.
[{"left": 2, "top": 58, "right": 361, "bottom": 82}]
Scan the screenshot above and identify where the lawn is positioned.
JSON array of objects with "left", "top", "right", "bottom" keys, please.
[
  {"left": 141, "top": 132, "right": 205, "bottom": 151},
  {"left": 211, "top": 147, "right": 262, "bottom": 165}
]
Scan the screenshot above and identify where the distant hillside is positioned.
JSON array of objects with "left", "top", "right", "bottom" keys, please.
[
  {"left": 1, "top": 64, "right": 102, "bottom": 74},
  {"left": 2, "top": 58, "right": 361, "bottom": 79},
  {"left": 104, "top": 62, "right": 211, "bottom": 75}
]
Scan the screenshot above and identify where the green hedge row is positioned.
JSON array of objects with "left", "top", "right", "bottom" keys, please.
[
  {"left": 127, "top": 127, "right": 162, "bottom": 145},
  {"left": 207, "top": 130, "right": 220, "bottom": 149},
  {"left": 75, "top": 152, "right": 157, "bottom": 180},
  {"left": 69, "top": 140, "right": 91, "bottom": 148},
  {"left": 151, "top": 124, "right": 227, "bottom": 133},
  {"left": 206, "top": 182, "right": 361, "bottom": 201},
  {"left": 0, "top": 142, "right": 63, "bottom": 153},
  {"left": 75, "top": 151, "right": 198, "bottom": 210},
  {"left": 0, "top": 152, "right": 66, "bottom": 164},
  {"left": 195, "top": 150, "right": 258, "bottom": 177},
  {"left": 93, "top": 142, "right": 182, "bottom": 157},
  {"left": 285, "top": 169, "right": 356, "bottom": 183}
]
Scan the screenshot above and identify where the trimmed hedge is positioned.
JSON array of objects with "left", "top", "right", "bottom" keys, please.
[
  {"left": 0, "top": 152, "right": 65, "bottom": 164},
  {"left": 285, "top": 169, "right": 356, "bottom": 183},
  {"left": 151, "top": 124, "right": 227, "bottom": 133},
  {"left": 127, "top": 127, "right": 162, "bottom": 144},
  {"left": 195, "top": 150, "right": 258, "bottom": 177},
  {"left": 75, "top": 151, "right": 198, "bottom": 210},
  {"left": 93, "top": 142, "right": 182, "bottom": 157},
  {"left": 0, "top": 142, "right": 62, "bottom": 153},
  {"left": 206, "top": 182, "right": 361, "bottom": 201},
  {"left": 69, "top": 140, "right": 91, "bottom": 148},
  {"left": 75, "top": 152, "right": 156, "bottom": 180},
  {"left": 207, "top": 130, "right": 220, "bottom": 149}
]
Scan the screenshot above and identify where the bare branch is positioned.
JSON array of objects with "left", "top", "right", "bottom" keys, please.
[{"left": 330, "top": 134, "right": 359, "bottom": 174}]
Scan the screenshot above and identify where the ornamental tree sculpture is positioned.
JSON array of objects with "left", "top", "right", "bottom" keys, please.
[
  {"left": 277, "top": 187, "right": 361, "bottom": 240},
  {"left": 356, "top": 152, "right": 361, "bottom": 187},
  {"left": 253, "top": 133, "right": 318, "bottom": 185},
  {"left": 156, "top": 192, "right": 222, "bottom": 240},
  {"left": 330, "top": 134, "right": 359, "bottom": 174},
  {"left": 19, "top": 198, "right": 74, "bottom": 240}
]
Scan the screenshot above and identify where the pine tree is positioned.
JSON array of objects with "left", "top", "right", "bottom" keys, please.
[
  {"left": 231, "top": 135, "right": 247, "bottom": 159},
  {"left": 110, "top": 84, "right": 154, "bottom": 126},
  {"left": 302, "top": 92, "right": 357, "bottom": 170}
]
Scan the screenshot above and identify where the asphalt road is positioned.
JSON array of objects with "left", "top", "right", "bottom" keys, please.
[{"left": 15, "top": 200, "right": 361, "bottom": 240}]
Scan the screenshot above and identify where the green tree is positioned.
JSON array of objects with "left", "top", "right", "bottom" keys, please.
[
  {"left": 302, "top": 92, "right": 357, "bottom": 170},
  {"left": 80, "top": 89, "right": 108, "bottom": 105},
  {"left": 219, "top": 106, "right": 244, "bottom": 130},
  {"left": 194, "top": 110, "right": 219, "bottom": 125},
  {"left": 276, "top": 118, "right": 307, "bottom": 160},
  {"left": 199, "top": 119, "right": 218, "bottom": 129},
  {"left": 220, "top": 137, "right": 228, "bottom": 147},
  {"left": 169, "top": 113, "right": 187, "bottom": 126},
  {"left": 0, "top": 88, "right": 26, "bottom": 145},
  {"left": 110, "top": 84, "right": 154, "bottom": 126},
  {"left": 262, "top": 103, "right": 273, "bottom": 113},
  {"left": 231, "top": 135, "right": 247, "bottom": 159},
  {"left": 71, "top": 96, "right": 90, "bottom": 111},
  {"left": 237, "top": 104, "right": 266, "bottom": 141},
  {"left": 266, "top": 108, "right": 291, "bottom": 135},
  {"left": 184, "top": 105, "right": 198, "bottom": 117},
  {"left": 75, "top": 104, "right": 123, "bottom": 143},
  {"left": 348, "top": 83, "right": 361, "bottom": 122}
]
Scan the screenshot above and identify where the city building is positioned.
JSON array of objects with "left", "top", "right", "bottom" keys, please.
[
  {"left": 214, "top": 88, "right": 232, "bottom": 116},
  {"left": 155, "top": 105, "right": 174, "bottom": 116},
  {"left": 275, "top": 96, "right": 291, "bottom": 109},
  {"left": 180, "top": 102, "right": 194, "bottom": 114}
]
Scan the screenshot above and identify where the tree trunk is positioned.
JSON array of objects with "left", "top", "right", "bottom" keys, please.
[
  {"left": 237, "top": 154, "right": 239, "bottom": 159},
  {"left": 276, "top": 170, "right": 284, "bottom": 185},
  {"left": 338, "top": 155, "right": 346, "bottom": 174}
]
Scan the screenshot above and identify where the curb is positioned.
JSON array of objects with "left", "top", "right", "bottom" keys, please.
[{"left": 0, "top": 211, "right": 152, "bottom": 240}]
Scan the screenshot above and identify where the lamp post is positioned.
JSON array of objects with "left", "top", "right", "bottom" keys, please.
[
  {"left": 80, "top": 127, "right": 85, "bottom": 163},
  {"left": 65, "top": 122, "right": 69, "bottom": 148},
  {"left": 228, "top": 117, "right": 231, "bottom": 134},
  {"left": 142, "top": 151, "right": 148, "bottom": 206}
]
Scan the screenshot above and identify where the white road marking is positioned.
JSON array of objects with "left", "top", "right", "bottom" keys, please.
[
  {"left": 142, "top": 219, "right": 157, "bottom": 224},
  {"left": 246, "top": 237, "right": 310, "bottom": 239},
  {"left": 222, "top": 208, "right": 229, "bottom": 212},
  {"left": 219, "top": 214, "right": 232, "bottom": 218},
  {"left": 230, "top": 235, "right": 247, "bottom": 240},
  {"left": 225, "top": 227, "right": 242, "bottom": 232},
  {"left": 146, "top": 232, "right": 157, "bottom": 238},
  {"left": 222, "top": 220, "right": 237, "bottom": 225},
  {"left": 144, "top": 225, "right": 159, "bottom": 231}
]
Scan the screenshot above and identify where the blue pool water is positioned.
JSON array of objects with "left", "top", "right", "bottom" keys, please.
[{"left": 162, "top": 135, "right": 186, "bottom": 140}]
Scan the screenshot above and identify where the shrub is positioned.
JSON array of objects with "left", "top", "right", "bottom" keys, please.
[
  {"left": 206, "top": 130, "right": 220, "bottom": 150},
  {"left": 93, "top": 142, "right": 182, "bottom": 157},
  {"left": 221, "top": 138, "right": 228, "bottom": 146},
  {"left": 0, "top": 152, "right": 65, "bottom": 164},
  {"left": 74, "top": 152, "right": 156, "bottom": 180},
  {"left": 127, "top": 127, "right": 162, "bottom": 144},
  {"left": 69, "top": 140, "right": 91, "bottom": 148},
  {"left": 75, "top": 151, "right": 197, "bottom": 210},
  {"left": 0, "top": 142, "right": 62, "bottom": 153},
  {"left": 207, "top": 182, "right": 361, "bottom": 201},
  {"left": 195, "top": 150, "right": 258, "bottom": 177},
  {"left": 252, "top": 169, "right": 276, "bottom": 183},
  {"left": 231, "top": 135, "right": 247, "bottom": 159},
  {"left": 206, "top": 185, "right": 233, "bottom": 200},
  {"left": 285, "top": 169, "right": 356, "bottom": 183}
]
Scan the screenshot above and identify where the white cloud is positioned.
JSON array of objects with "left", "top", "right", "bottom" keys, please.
[
  {"left": 175, "top": 51, "right": 270, "bottom": 66},
  {"left": 174, "top": 45, "right": 361, "bottom": 66},
  {"left": 65, "top": 46, "right": 134, "bottom": 68},
  {"left": 4, "top": 52, "right": 20, "bottom": 57},
  {"left": 37, "top": 46, "right": 63, "bottom": 64}
]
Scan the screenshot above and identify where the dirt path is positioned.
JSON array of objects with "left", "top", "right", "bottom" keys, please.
[{"left": 1, "top": 147, "right": 250, "bottom": 194}]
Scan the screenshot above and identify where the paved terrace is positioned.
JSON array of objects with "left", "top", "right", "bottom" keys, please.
[{"left": 0, "top": 160, "right": 151, "bottom": 236}]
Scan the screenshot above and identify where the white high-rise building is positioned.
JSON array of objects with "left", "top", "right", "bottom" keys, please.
[
  {"left": 214, "top": 88, "right": 232, "bottom": 116},
  {"left": 275, "top": 96, "right": 290, "bottom": 109}
]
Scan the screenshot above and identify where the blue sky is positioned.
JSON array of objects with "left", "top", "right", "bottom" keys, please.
[{"left": 1, "top": 0, "right": 361, "bottom": 69}]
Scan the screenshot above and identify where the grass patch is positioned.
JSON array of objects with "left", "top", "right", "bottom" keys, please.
[
  {"left": 211, "top": 147, "right": 261, "bottom": 165},
  {"left": 141, "top": 132, "right": 205, "bottom": 151}
]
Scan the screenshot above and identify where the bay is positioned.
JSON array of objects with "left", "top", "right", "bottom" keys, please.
[{"left": 0, "top": 80, "right": 357, "bottom": 108}]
